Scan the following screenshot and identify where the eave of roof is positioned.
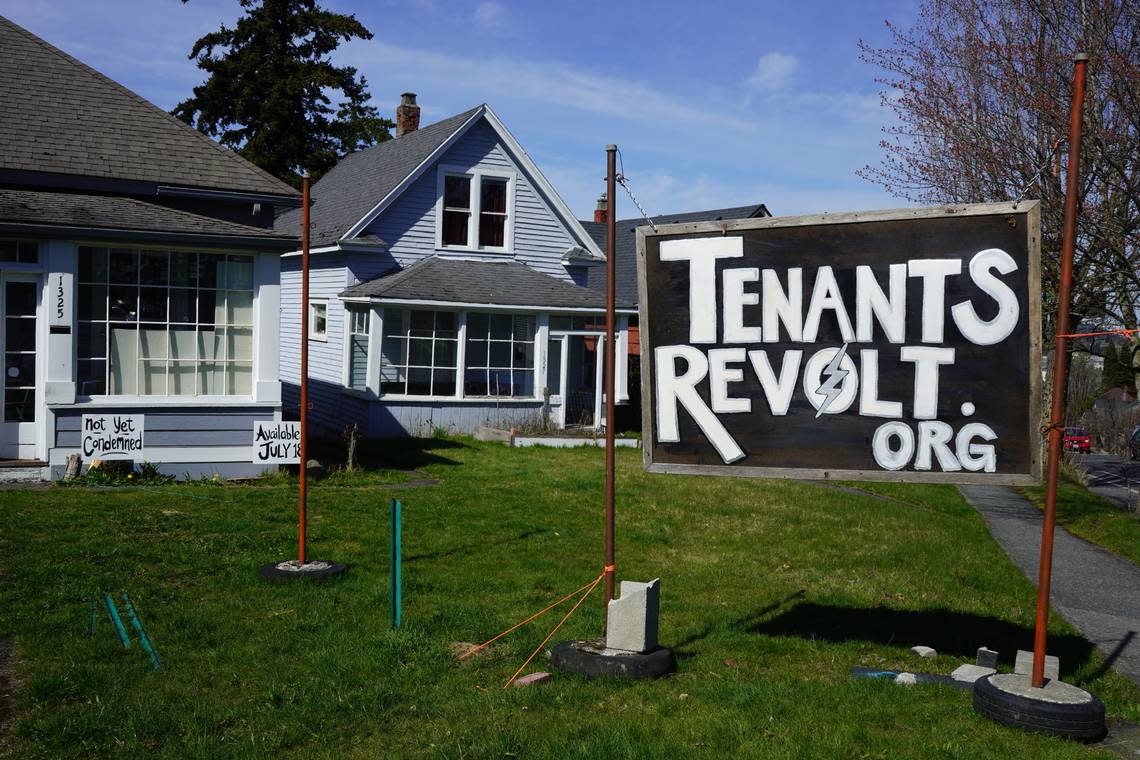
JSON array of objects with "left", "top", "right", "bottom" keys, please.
[
  {"left": 0, "top": 187, "right": 296, "bottom": 248},
  {"left": 340, "top": 256, "right": 608, "bottom": 310}
]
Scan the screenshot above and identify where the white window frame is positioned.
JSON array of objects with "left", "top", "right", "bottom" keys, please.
[
  {"left": 342, "top": 304, "right": 370, "bottom": 392},
  {"left": 309, "top": 300, "right": 328, "bottom": 342},
  {"left": 378, "top": 308, "right": 462, "bottom": 399},
  {"left": 462, "top": 311, "right": 538, "bottom": 399},
  {"left": 434, "top": 165, "right": 516, "bottom": 254},
  {"left": 375, "top": 306, "right": 549, "bottom": 402},
  {"left": 74, "top": 244, "right": 257, "bottom": 400}
]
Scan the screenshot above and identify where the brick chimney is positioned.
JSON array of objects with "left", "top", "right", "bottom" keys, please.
[
  {"left": 396, "top": 92, "right": 420, "bottom": 138},
  {"left": 593, "top": 193, "right": 608, "bottom": 224}
]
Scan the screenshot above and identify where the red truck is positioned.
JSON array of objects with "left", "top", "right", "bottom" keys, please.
[{"left": 1063, "top": 427, "right": 1091, "bottom": 453}]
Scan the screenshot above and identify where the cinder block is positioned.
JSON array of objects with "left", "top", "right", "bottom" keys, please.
[
  {"left": 512, "top": 672, "right": 551, "bottom": 687},
  {"left": 1014, "top": 650, "right": 1059, "bottom": 681},
  {"left": 605, "top": 578, "right": 660, "bottom": 653},
  {"left": 976, "top": 647, "right": 998, "bottom": 669},
  {"left": 951, "top": 664, "right": 996, "bottom": 683}
]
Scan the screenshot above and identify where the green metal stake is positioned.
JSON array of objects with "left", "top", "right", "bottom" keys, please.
[
  {"left": 89, "top": 595, "right": 98, "bottom": 638},
  {"left": 390, "top": 499, "right": 402, "bottom": 629},
  {"left": 103, "top": 593, "right": 131, "bottom": 649},
  {"left": 121, "top": 594, "right": 162, "bottom": 671}
]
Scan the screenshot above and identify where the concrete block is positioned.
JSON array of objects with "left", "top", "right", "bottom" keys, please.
[
  {"left": 605, "top": 578, "right": 660, "bottom": 653},
  {"left": 976, "top": 647, "right": 999, "bottom": 669},
  {"left": 1015, "top": 650, "right": 1059, "bottom": 681},
  {"left": 910, "top": 645, "right": 937, "bottom": 658},
  {"left": 475, "top": 425, "right": 512, "bottom": 443},
  {"left": 512, "top": 672, "right": 551, "bottom": 687},
  {"left": 951, "top": 664, "right": 996, "bottom": 683}
]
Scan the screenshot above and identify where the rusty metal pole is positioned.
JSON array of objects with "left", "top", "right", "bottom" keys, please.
[
  {"left": 1032, "top": 53, "right": 1087, "bottom": 689},
  {"left": 299, "top": 171, "right": 310, "bottom": 565},
  {"left": 604, "top": 145, "right": 617, "bottom": 613}
]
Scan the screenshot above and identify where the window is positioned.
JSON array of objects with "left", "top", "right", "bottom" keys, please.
[
  {"left": 310, "top": 301, "right": 328, "bottom": 341},
  {"left": 0, "top": 240, "right": 39, "bottom": 263},
  {"left": 380, "top": 310, "right": 458, "bottom": 396},
  {"left": 549, "top": 315, "right": 605, "bottom": 331},
  {"left": 347, "top": 306, "right": 369, "bottom": 391},
  {"left": 4, "top": 280, "right": 37, "bottom": 421},
  {"left": 76, "top": 247, "right": 254, "bottom": 396},
  {"left": 441, "top": 175, "right": 471, "bottom": 247},
  {"left": 479, "top": 177, "right": 508, "bottom": 247},
  {"left": 437, "top": 169, "right": 512, "bottom": 251},
  {"left": 464, "top": 313, "right": 535, "bottom": 397}
]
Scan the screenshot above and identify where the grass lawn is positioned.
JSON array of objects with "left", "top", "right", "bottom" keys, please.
[
  {"left": 1, "top": 438, "right": 1138, "bottom": 758},
  {"left": 1021, "top": 473, "right": 1140, "bottom": 567}
]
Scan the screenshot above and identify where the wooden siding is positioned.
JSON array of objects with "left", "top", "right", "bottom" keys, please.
[
  {"left": 362, "top": 120, "right": 578, "bottom": 280},
  {"left": 54, "top": 406, "right": 276, "bottom": 449},
  {"left": 369, "top": 399, "right": 545, "bottom": 437},
  {"left": 279, "top": 255, "right": 357, "bottom": 432}
]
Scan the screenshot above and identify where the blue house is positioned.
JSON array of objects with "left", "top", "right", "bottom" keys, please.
[
  {"left": 0, "top": 17, "right": 299, "bottom": 479},
  {"left": 276, "top": 95, "right": 769, "bottom": 437}
]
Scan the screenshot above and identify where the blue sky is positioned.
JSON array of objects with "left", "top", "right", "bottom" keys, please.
[{"left": 1, "top": 0, "right": 919, "bottom": 220}]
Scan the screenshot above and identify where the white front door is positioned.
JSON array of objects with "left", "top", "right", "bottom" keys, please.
[
  {"left": 545, "top": 334, "right": 567, "bottom": 427},
  {"left": 1, "top": 275, "right": 41, "bottom": 459}
]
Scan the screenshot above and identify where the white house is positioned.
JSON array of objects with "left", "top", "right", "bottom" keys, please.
[{"left": 275, "top": 94, "right": 770, "bottom": 437}]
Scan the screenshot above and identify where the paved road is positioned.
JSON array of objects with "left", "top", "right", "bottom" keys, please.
[
  {"left": 1076, "top": 453, "right": 1140, "bottom": 511},
  {"left": 959, "top": 484, "right": 1140, "bottom": 685}
]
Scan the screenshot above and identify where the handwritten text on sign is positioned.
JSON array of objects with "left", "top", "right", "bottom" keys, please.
[
  {"left": 638, "top": 205, "right": 1040, "bottom": 482},
  {"left": 253, "top": 421, "right": 301, "bottom": 464},
  {"left": 81, "top": 414, "right": 145, "bottom": 460}
]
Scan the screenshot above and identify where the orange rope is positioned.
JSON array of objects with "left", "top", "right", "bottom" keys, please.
[
  {"left": 1058, "top": 328, "right": 1139, "bottom": 339},
  {"left": 458, "top": 574, "right": 602, "bottom": 661},
  {"left": 503, "top": 572, "right": 604, "bottom": 688}
]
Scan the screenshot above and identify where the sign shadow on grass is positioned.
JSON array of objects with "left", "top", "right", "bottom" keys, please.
[{"left": 749, "top": 602, "right": 1096, "bottom": 678}]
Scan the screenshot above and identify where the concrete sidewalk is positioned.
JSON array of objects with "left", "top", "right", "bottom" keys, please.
[{"left": 959, "top": 485, "right": 1140, "bottom": 685}]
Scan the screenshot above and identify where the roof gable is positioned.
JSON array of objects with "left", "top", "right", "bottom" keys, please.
[
  {"left": 0, "top": 16, "right": 296, "bottom": 197},
  {"left": 277, "top": 105, "right": 603, "bottom": 258},
  {"left": 275, "top": 107, "right": 481, "bottom": 246}
]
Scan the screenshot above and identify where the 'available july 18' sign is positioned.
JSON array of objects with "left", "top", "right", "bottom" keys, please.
[
  {"left": 635, "top": 201, "right": 1042, "bottom": 484},
  {"left": 253, "top": 421, "right": 301, "bottom": 464}
]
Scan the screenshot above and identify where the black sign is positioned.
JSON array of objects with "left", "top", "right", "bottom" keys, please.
[{"left": 636, "top": 202, "right": 1042, "bottom": 484}]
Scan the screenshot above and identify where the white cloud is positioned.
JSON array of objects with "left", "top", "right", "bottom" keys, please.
[
  {"left": 340, "top": 40, "right": 757, "bottom": 134},
  {"left": 746, "top": 52, "right": 799, "bottom": 92},
  {"left": 473, "top": 1, "right": 505, "bottom": 30}
]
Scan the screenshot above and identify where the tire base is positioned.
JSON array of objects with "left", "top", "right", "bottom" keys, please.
[
  {"left": 551, "top": 639, "right": 675, "bottom": 680},
  {"left": 258, "top": 561, "right": 347, "bottom": 583},
  {"left": 973, "top": 673, "right": 1106, "bottom": 742}
]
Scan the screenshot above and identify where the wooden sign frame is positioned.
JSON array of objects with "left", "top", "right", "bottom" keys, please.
[{"left": 635, "top": 201, "right": 1042, "bottom": 485}]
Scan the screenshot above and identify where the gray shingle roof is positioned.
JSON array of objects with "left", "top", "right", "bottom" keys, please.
[
  {"left": 341, "top": 256, "right": 610, "bottom": 309},
  {"left": 0, "top": 15, "right": 297, "bottom": 197},
  {"left": 580, "top": 204, "right": 771, "bottom": 307},
  {"left": 0, "top": 187, "right": 295, "bottom": 242},
  {"left": 275, "top": 107, "right": 482, "bottom": 246}
]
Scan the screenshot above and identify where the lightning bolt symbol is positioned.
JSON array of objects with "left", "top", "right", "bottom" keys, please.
[{"left": 815, "top": 343, "right": 850, "bottom": 419}]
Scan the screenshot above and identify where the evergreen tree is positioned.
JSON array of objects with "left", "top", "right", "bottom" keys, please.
[
  {"left": 174, "top": 0, "right": 392, "bottom": 186},
  {"left": 1102, "top": 342, "right": 1134, "bottom": 391}
]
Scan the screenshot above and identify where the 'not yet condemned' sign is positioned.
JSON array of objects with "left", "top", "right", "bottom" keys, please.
[
  {"left": 81, "top": 414, "right": 145, "bottom": 460},
  {"left": 636, "top": 201, "right": 1042, "bottom": 484}
]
